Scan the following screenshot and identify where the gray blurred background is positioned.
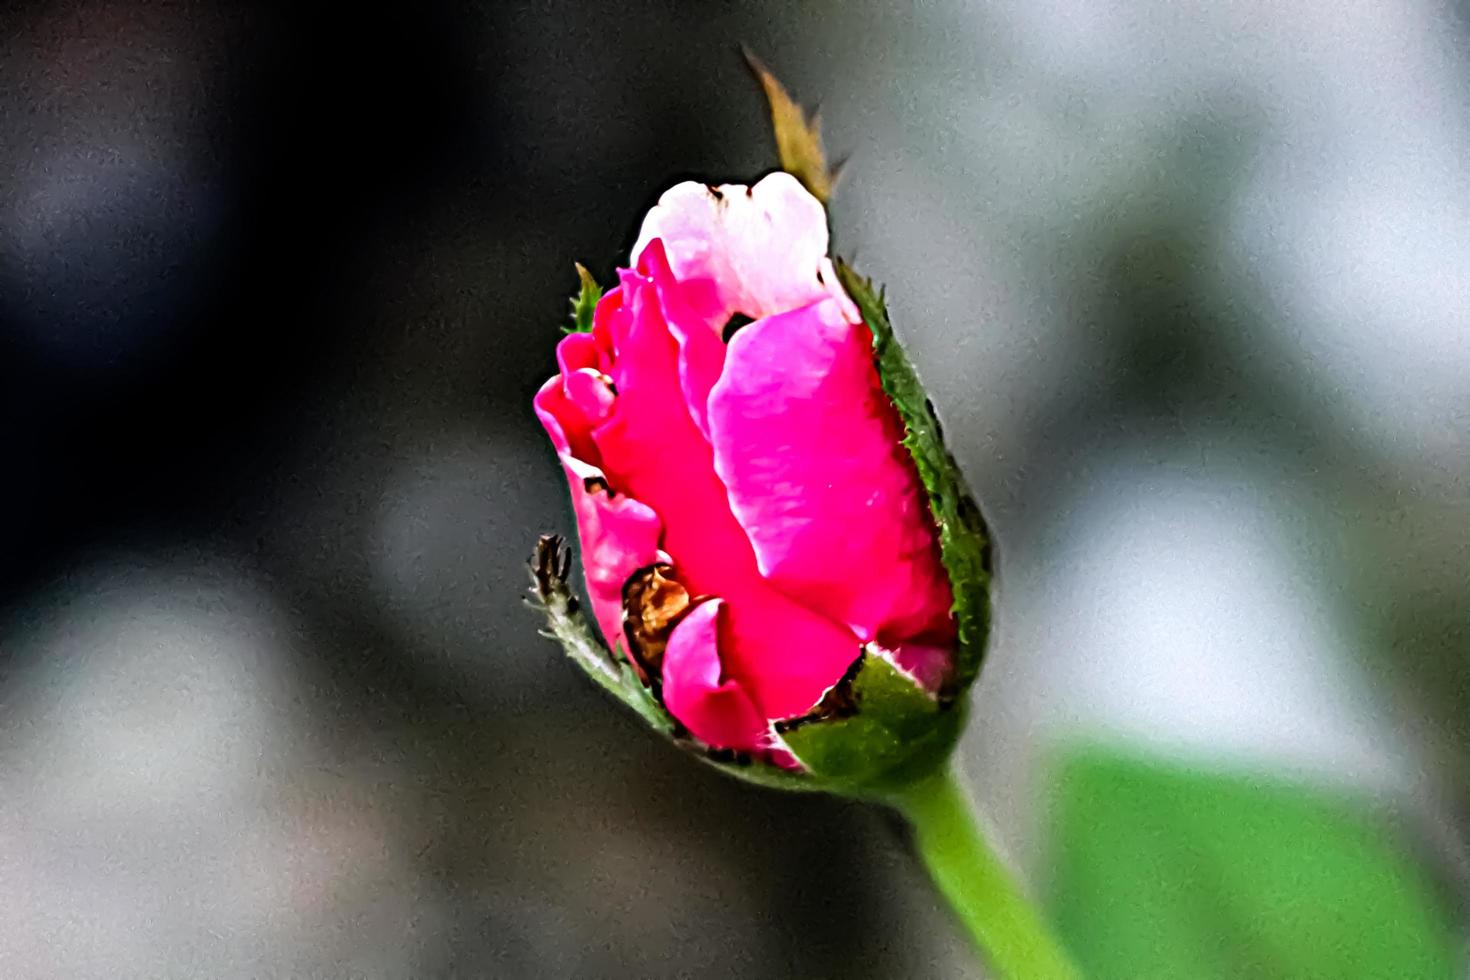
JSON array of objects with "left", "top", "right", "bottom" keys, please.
[{"left": 1, "top": 1, "right": 1467, "bottom": 977}]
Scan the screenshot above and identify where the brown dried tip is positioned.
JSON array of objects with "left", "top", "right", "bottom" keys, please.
[
  {"left": 574, "top": 262, "right": 597, "bottom": 294},
  {"left": 529, "top": 534, "right": 574, "bottom": 608},
  {"left": 743, "top": 47, "right": 837, "bottom": 204},
  {"left": 621, "top": 563, "right": 693, "bottom": 681},
  {"left": 772, "top": 652, "right": 864, "bottom": 734}
]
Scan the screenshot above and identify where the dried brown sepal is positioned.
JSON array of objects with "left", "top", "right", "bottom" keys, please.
[
  {"left": 529, "top": 533, "right": 578, "bottom": 614},
  {"left": 528, "top": 535, "right": 679, "bottom": 736},
  {"left": 772, "top": 651, "right": 865, "bottom": 735},
  {"left": 527, "top": 539, "right": 828, "bottom": 792},
  {"left": 703, "top": 746, "right": 755, "bottom": 767},
  {"left": 621, "top": 563, "right": 693, "bottom": 682},
  {"left": 743, "top": 47, "right": 837, "bottom": 204}
]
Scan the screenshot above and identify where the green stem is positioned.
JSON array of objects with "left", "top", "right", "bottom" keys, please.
[{"left": 888, "top": 764, "right": 1081, "bottom": 979}]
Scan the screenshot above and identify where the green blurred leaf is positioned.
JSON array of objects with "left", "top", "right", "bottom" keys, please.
[
  {"left": 1048, "top": 746, "right": 1461, "bottom": 980},
  {"left": 781, "top": 651, "right": 965, "bottom": 794},
  {"left": 836, "top": 262, "right": 994, "bottom": 690}
]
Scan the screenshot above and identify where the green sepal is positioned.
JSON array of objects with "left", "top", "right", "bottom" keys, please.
[
  {"left": 687, "top": 746, "right": 826, "bottom": 793},
  {"left": 526, "top": 535, "right": 672, "bottom": 734},
  {"left": 779, "top": 651, "right": 966, "bottom": 796},
  {"left": 527, "top": 535, "right": 824, "bottom": 793},
  {"left": 835, "top": 261, "right": 994, "bottom": 688},
  {"left": 563, "top": 263, "right": 602, "bottom": 334}
]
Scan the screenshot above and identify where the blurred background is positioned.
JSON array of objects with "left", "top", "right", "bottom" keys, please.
[{"left": 1, "top": 1, "right": 1467, "bottom": 977}]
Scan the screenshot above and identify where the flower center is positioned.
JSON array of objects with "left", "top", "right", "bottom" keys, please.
[{"left": 721, "top": 313, "right": 755, "bottom": 344}]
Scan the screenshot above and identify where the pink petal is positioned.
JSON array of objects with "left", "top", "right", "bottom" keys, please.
[
  {"left": 542, "top": 332, "right": 613, "bottom": 464},
  {"left": 707, "top": 297, "right": 956, "bottom": 652},
  {"left": 872, "top": 641, "right": 953, "bottom": 693},
  {"left": 534, "top": 355, "right": 662, "bottom": 651},
  {"left": 630, "top": 172, "right": 849, "bottom": 323},
  {"left": 661, "top": 600, "right": 768, "bottom": 754},
  {"left": 593, "top": 265, "right": 725, "bottom": 515},
  {"left": 712, "top": 585, "right": 865, "bottom": 720},
  {"left": 555, "top": 329, "right": 607, "bottom": 379},
  {"left": 638, "top": 239, "right": 728, "bottom": 438},
  {"left": 591, "top": 269, "right": 860, "bottom": 720}
]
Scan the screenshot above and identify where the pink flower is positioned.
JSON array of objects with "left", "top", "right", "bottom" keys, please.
[{"left": 534, "top": 173, "right": 955, "bottom": 764}]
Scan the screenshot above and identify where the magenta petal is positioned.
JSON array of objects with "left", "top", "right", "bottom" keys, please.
[
  {"left": 718, "top": 589, "right": 863, "bottom": 720},
  {"left": 565, "top": 462, "right": 665, "bottom": 652},
  {"left": 593, "top": 266, "right": 732, "bottom": 529},
  {"left": 563, "top": 367, "right": 616, "bottom": 423},
  {"left": 708, "top": 297, "right": 955, "bottom": 648},
  {"left": 555, "top": 330, "right": 604, "bottom": 378},
  {"left": 661, "top": 600, "right": 768, "bottom": 754},
  {"left": 541, "top": 333, "right": 615, "bottom": 463},
  {"left": 592, "top": 269, "right": 860, "bottom": 721},
  {"left": 535, "top": 376, "right": 662, "bottom": 651},
  {"left": 639, "top": 239, "right": 728, "bottom": 438}
]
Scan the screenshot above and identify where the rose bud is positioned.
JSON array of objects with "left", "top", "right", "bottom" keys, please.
[{"left": 530, "top": 172, "right": 991, "bottom": 794}]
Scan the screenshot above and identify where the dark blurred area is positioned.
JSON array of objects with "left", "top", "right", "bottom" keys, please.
[{"left": 1, "top": 1, "right": 1467, "bottom": 977}]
